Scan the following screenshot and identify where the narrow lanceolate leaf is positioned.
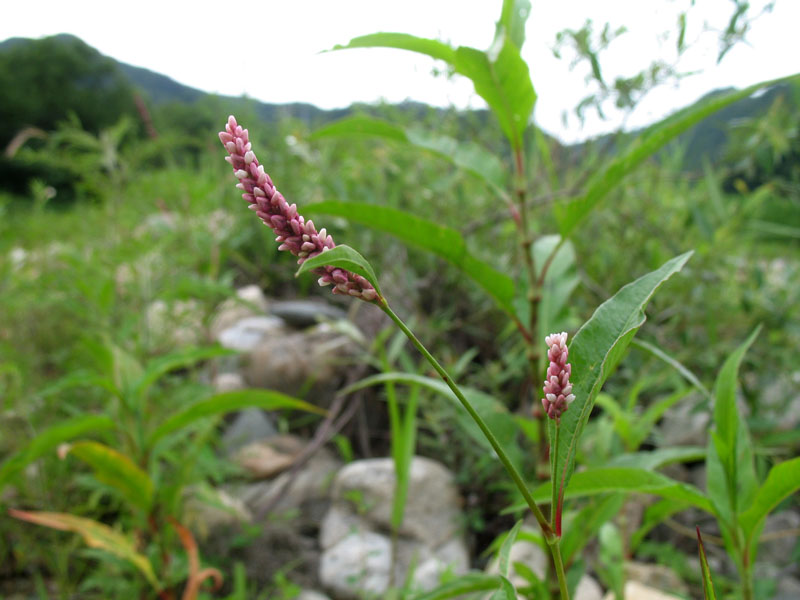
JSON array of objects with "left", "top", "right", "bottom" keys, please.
[
  {"left": 330, "top": 32, "right": 456, "bottom": 65},
  {"left": 61, "top": 441, "right": 154, "bottom": 512},
  {"left": 631, "top": 338, "right": 711, "bottom": 400},
  {"left": 738, "top": 457, "right": 800, "bottom": 542},
  {"left": 411, "top": 573, "right": 504, "bottom": 600},
  {"left": 330, "top": 32, "right": 536, "bottom": 150},
  {"left": 550, "top": 251, "right": 693, "bottom": 500},
  {"left": 341, "top": 372, "right": 519, "bottom": 461},
  {"left": 496, "top": 0, "right": 532, "bottom": 50},
  {"left": 149, "top": 390, "right": 324, "bottom": 445},
  {"left": 697, "top": 527, "right": 718, "bottom": 600},
  {"left": 555, "top": 73, "right": 800, "bottom": 238},
  {"left": 530, "top": 467, "right": 712, "bottom": 513},
  {"left": 452, "top": 42, "right": 535, "bottom": 150},
  {"left": 706, "top": 327, "right": 760, "bottom": 524},
  {"left": 9, "top": 510, "right": 160, "bottom": 590},
  {"left": 0, "top": 415, "right": 116, "bottom": 492},
  {"left": 311, "top": 116, "right": 506, "bottom": 190},
  {"left": 606, "top": 446, "right": 706, "bottom": 470},
  {"left": 296, "top": 245, "right": 382, "bottom": 297},
  {"left": 498, "top": 520, "right": 523, "bottom": 578},
  {"left": 303, "top": 202, "right": 516, "bottom": 314},
  {"left": 134, "top": 346, "right": 235, "bottom": 400},
  {"left": 561, "top": 494, "right": 625, "bottom": 562},
  {"left": 490, "top": 576, "right": 517, "bottom": 600}
]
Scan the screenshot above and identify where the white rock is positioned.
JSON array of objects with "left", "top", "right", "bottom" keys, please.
[
  {"left": 212, "top": 372, "right": 245, "bottom": 393},
  {"left": 602, "top": 581, "right": 683, "bottom": 600},
  {"left": 319, "top": 530, "right": 392, "bottom": 599},
  {"left": 218, "top": 316, "right": 286, "bottom": 352},
  {"left": 209, "top": 285, "right": 270, "bottom": 339},
  {"left": 296, "top": 591, "right": 332, "bottom": 600},
  {"left": 329, "top": 457, "right": 463, "bottom": 547}
]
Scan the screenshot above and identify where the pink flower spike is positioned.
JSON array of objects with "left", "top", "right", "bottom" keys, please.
[
  {"left": 219, "top": 115, "right": 379, "bottom": 303},
  {"left": 542, "top": 332, "right": 575, "bottom": 423}
]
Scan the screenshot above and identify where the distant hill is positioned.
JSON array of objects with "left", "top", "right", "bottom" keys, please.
[{"left": 1, "top": 33, "right": 796, "bottom": 165}]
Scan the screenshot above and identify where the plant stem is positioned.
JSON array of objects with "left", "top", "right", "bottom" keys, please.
[
  {"left": 548, "top": 536, "right": 570, "bottom": 600},
  {"left": 380, "top": 300, "right": 552, "bottom": 535},
  {"left": 551, "top": 424, "right": 560, "bottom": 528},
  {"left": 379, "top": 301, "right": 570, "bottom": 598}
]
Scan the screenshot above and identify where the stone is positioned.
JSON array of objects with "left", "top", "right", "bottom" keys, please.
[
  {"left": 233, "top": 435, "right": 305, "bottom": 479},
  {"left": 602, "top": 581, "right": 683, "bottom": 600},
  {"left": 775, "top": 576, "right": 800, "bottom": 600},
  {"left": 183, "top": 486, "right": 253, "bottom": 541},
  {"left": 326, "top": 457, "right": 463, "bottom": 548},
  {"left": 221, "top": 409, "right": 277, "bottom": 456},
  {"left": 624, "top": 562, "right": 688, "bottom": 596},
  {"left": 270, "top": 299, "right": 347, "bottom": 328},
  {"left": 217, "top": 316, "right": 287, "bottom": 353},
  {"left": 485, "top": 533, "right": 601, "bottom": 600},
  {"left": 212, "top": 372, "right": 245, "bottom": 393},
  {"left": 318, "top": 457, "right": 470, "bottom": 599},
  {"left": 296, "top": 591, "right": 332, "bottom": 600},
  {"left": 209, "top": 286, "right": 271, "bottom": 340},
  {"left": 238, "top": 445, "right": 341, "bottom": 519},
  {"left": 657, "top": 396, "right": 709, "bottom": 447},
  {"left": 243, "top": 323, "right": 353, "bottom": 396}
]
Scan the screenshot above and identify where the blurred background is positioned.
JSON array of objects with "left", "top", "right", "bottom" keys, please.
[{"left": 0, "top": 1, "right": 798, "bottom": 599}]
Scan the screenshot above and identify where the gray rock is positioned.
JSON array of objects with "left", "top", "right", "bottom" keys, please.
[
  {"left": 327, "top": 457, "right": 463, "bottom": 548},
  {"left": 209, "top": 285, "right": 270, "bottom": 340},
  {"left": 243, "top": 323, "right": 353, "bottom": 396},
  {"left": 183, "top": 486, "right": 253, "bottom": 541},
  {"left": 221, "top": 409, "right": 277, "bottom": 456},
  {"left": 775, "top": 576, "right": 800, "bottom": 600},
  {"left": 297, "top": 591, "right": 332, "bottom": 600},
  {"left": 624, "top": 562, "right": 688, "bottom": 595},
  {"left": 218, "top": 316, "right": 287, "bottom": 352},
  {"left": 212, "top": 372, "right": 245, "bottom": 393},
  {"left": 270, "top": 299, "right": 347, "bottom": 328},
  {"left": 318, "top": 457, "right": 469, "bottom": 599},
  {"left": 657, "top": 397, "right": 709, "bottom": 447},
  {"left": 238, "top": 446, "right": 341, "bottom": 519},
  {"left": 485, "top": 532, "right": 601, "bottom": 600},
  {"left": 602, "top": 581, "right": 683, "bottom": 599}
]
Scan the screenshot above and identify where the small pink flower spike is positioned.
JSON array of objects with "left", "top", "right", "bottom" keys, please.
[
  {"left": 219, "top": 116, "right": 378, "bottom": 302},
  {"left": 542, "top": 332, "right": 575, "bottom": 423}
]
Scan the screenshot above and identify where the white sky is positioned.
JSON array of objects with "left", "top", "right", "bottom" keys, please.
[{"left": 1, "top": 0, "right": 796, "bottom": 142}]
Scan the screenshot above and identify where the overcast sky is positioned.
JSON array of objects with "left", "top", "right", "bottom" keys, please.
[{"left": 1, "top": 0, "right": 796, "bottom": 142}]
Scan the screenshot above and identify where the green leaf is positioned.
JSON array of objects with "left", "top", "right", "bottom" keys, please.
[
  {"left": 561, "top": 494, "right": 625, "bottom": 562},
  {"left": 707, "top": 327, "right": 760, "bottom": 523},
  {"left": 9, "top": 509, "right": 160, "bottom": 590},
  {"left": 531, "top": 235, "right": 579, "bottom": 341},
  {"left": 606, "top": 446, "right": 706, "bottom": 470},
  {"left": 498, "top": 520, "right": 523, "bottom": 578},
  {"left": 410, "top": 572, "right": 503, "bottom": 600},
  {"left": 555, "top": 74, "right": 800, "bottom": 238},
  {"left": 341, "top": 372, "right": 520, "bottom": 463},
  {"left": 631, "top": 338, "right": 711, "bottom": 400},
  {"left": 534, "top": 467, "right": 712, "bottom": 512},
  {"left": 134, "top": 346, "right": 235, "bottom": 400},
  {"left": 696, "top": 527, "right": 718, "bottom": 599},
  {"left": 295, "top": 244, "right": 382, "bottom": 297},
  {"left": 303, "top": 202, "right": 515, "bottom": 314},
  {"left": 0, "top": 415, "right": 116, "bottom": 492},
  {"left": 489, "top": 576, "right": 517, "bottom": 600},
  {"left": 550, "top": 251, "right": 693, "bottom": 499},
  {"left": 738, "top": 457, "right": 800, "bottom": 542},
  {"left": 330, "top": 32, "right": 456, "bottom": 65},
  {"left": 311, "top": 116, "right": 506, "bottom": 190},
  {"left": 149, "top": 390, "right": 324, "bottom": 446},
  {"left": 452, "top": 41, "right": 535, "bottom": 150},
  {"left": 631, "top": 498, "right": 690, "bottom": 552},
  {"left": 61, "top": 441, "right": 154, "bottom": 513},
  {"left": 496, "top": 0, "right": 531, "bottom": 50}
]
